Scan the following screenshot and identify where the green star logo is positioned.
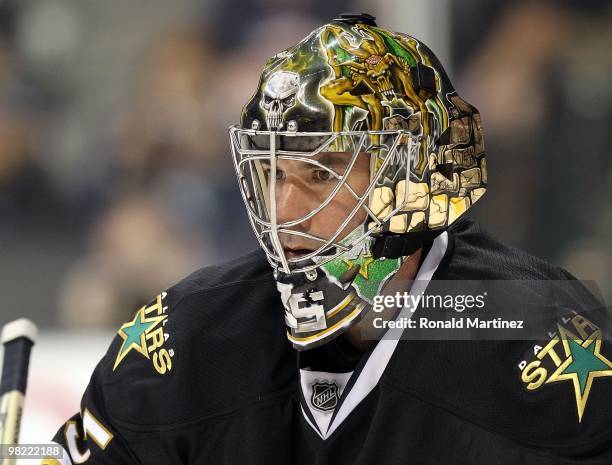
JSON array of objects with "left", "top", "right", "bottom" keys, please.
[
  {"left": 323, "top": 251, "right": 400, "bottom": 303},
  {"left": 342, "top": 254, "right": 374, "bottom": 280},
  {"left": 113, "top": 307, "right": 167, "bottom": 370},
  {"left": 546, "top": 336, "right": 612, "bottom": 422}
]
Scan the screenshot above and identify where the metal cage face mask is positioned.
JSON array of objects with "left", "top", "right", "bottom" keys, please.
[
  {"left": 230, "top": 128, "right": 420, "bottom": 275},
  {"left": 229, "top": 16, "right": 487, "bottom": 349}
]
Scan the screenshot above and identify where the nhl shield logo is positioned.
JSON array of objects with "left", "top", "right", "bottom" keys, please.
[{"left": 311, "top": 382, "right": 339, "bottom": 411}]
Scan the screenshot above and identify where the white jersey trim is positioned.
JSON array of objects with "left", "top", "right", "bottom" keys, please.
[{"left": 300, "top": 369, "right": 352, "bottom": 437}]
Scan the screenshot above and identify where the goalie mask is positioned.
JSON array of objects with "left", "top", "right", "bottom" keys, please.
[{"left": 229, "top": 13, "right": 486, "bottom": 350}]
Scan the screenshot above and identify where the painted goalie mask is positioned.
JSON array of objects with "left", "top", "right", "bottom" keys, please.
[{"left": 229, "top": 13, "right": 486, "bottom": 350}]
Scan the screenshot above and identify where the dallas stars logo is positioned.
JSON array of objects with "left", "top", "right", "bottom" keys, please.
[
  {"left": 323, "top": 250, "right": 399, "bottom": 302},
  {"left": 342, "top": 254, "right": 374, "bottom": 280},
  {"left": 546, "top": 336, "right": 612, "bottom": 422},
  {"left": 318, "top": 227, "right": 400, "bottom": 303},
  {"left": 113, "top": 292, "right": 169, "bottom": 371},
  {"left": 518, "top": 312, "right": 612, "bottom": 422}
]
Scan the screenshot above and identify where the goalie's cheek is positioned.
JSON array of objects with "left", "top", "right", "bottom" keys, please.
[
  {"left": 310, "top": 191, "right": 369, "bottom": 241},
  {"left": 275, "top": 180, "right": 317, "bottom": 226},
  {"left": 310, "top": 170, "right": 371, "bottom": 241}
]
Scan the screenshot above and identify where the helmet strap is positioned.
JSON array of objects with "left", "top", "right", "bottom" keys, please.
[{"left": 372, "top": 230, "right": 443, "bottom": 259}]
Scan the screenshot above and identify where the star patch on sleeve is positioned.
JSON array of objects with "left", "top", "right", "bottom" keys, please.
[
  {"left": 113, "top": 292, "right": 174, "bottom": 375},
  {"left": 517, "top": 311, "right": 612, "bottom": 422},
  {"left": 545, "top": 337, "right": 612, "bottom": 422}
]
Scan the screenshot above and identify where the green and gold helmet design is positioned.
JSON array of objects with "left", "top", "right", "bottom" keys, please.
[{"left": 229, "top": 13, "right": 486, "bottom": 350}]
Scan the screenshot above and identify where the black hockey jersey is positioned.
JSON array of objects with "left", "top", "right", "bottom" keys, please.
[{"left": 42, "top": 217, "right": 612, "bottom": 465}]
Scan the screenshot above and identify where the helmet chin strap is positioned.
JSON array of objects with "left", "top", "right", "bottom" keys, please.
[{"left": 372, "top": 230, "right": 443, "bottom": 259}]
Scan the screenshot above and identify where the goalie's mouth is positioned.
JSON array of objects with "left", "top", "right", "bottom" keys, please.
[{"left": 283, "top": 247, "right": 315, "bottom": 260}]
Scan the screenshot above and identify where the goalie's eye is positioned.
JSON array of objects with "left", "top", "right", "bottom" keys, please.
[
  {"left": 263, "top": 166, "right": 285, "bottom": 182},
  {"left": 312, "top": 169, "right": 335, "bottom": 182}
]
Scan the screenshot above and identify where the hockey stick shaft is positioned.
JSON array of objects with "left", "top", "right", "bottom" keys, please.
[{"left": 0, "top": 319, "right": 37, "bottom": 465}]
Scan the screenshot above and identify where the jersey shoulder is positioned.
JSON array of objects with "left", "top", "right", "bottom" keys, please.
[
  {"left": 91, "top": 248, "right": 295, "bottom": 430},
  {"left": 444, "top": 216, "right": 574, "bottom": 281},
  {"left": 387, "top": 217, "right": 612, "bottom": 451}
]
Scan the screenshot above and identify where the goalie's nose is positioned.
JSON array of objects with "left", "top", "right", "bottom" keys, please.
[{"left": 275, "top": 177, "right": 314, "bottom": 229}]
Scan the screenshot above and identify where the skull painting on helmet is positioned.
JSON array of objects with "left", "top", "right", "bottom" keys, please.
[{"left": 260, "top": 71, "right": 300, "bottom": 130}]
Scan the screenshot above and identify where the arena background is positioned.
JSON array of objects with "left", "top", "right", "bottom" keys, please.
[{"left": 0, "top": 0, "right": 610, "bottom": 454}]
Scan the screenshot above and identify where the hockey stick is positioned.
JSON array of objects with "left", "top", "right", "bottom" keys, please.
[{"left": 0, "top": 318, "right": 37, "bottom": 465}]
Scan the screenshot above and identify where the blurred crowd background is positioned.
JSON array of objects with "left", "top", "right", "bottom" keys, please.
[{"left": 1, "top": 0, "right": 611, "bottom": 329}]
